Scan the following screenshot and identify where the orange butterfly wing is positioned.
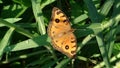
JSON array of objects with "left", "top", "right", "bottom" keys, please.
[{"left": 48, "top": 7, "right": 77, "bottom": 58}]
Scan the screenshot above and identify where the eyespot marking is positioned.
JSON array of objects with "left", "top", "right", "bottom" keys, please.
[
  {"left": 65, "top": 45, "right": 69, "bottom": 50},
  {"left": 55, "top": 19, "right": 60, "bottom": 23}
]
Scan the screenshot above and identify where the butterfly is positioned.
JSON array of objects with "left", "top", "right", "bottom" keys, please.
[{"left": 47, "top": 7, "right": 77, "bottom": 58}]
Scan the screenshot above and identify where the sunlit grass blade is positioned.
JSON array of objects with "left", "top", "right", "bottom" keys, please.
[
  {"left": 31, "top": 0, "right": 46, "bottom": 35},
  {"left": 4, "top": 34, "right": 49, "bottom": 52},
  {"left": 0, "top": 28, "right": 14, "bottom": 60},
  {"left": 94, "top": 52, "right": 120, "bottom": 68},
  {"left": 0, "top": 18, "right": 34, "bottom": 38},
  {"left": 0, "top": 50, "right": 48, "bottom": 64},
  {"left": 83, "top": 0, "right": 111, "bottom": 67},
  {"left": 0, "top": 18, "right": 22, "bottom": 27},
  {"left": 15, "top": 7, "right": 28, "bottom": 18},
  {"left": 107, "top": 0, "right": 120, "bottom": 58},
  {"left": 77, "top": 34, "right": 95, "bottom": 53},
  {"left": 73, "top": 14, "right": 88, "bottom": 24},
  {"left": 55, "top": 58, "right": 71, "bottom": 68},
  {"left": 99, "top": 0, "right": 114, "bottom": 18}
]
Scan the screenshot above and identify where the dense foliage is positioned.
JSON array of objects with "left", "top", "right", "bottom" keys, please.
[{"left": 0, "top": 0, "right": 120, "bottom": 68}]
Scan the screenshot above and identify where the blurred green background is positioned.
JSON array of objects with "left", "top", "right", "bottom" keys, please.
[{"left": 0, "top": 0, "right": 120, "bottom": 68}]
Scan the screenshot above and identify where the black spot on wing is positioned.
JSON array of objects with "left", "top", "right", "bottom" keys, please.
[
  {"left": 55, "top": 19, "right": 60, "bottom": 23},
  {"left": 65, "top": 45, "right": 69, "bottom": 50}
]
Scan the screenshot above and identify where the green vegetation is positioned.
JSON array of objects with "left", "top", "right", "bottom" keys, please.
[{"left": 0, "top": 0, "right": 120, "bottom": 68}]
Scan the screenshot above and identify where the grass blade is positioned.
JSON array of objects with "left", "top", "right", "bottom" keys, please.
[
  {"left": 55, "top": 58, "right": 71, "bottom": 68},
  {"left": 4, "top": 34, "right": 49, "bottom": 52},
  {"left": 31, "top": 0, "right": 46, "bottom": 35},
  {"left": 0, "top": 28, "right": 14, "bottom": 60},
  {"left": 0, "top": 18, "right": 33, "bottom": 38},
  {"left": 83, "top": 0, "right": 111, "bottom": 67}
]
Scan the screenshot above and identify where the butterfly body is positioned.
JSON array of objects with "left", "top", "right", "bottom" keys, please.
[{"left": 48, "top": 7, "right": 77, "bottom": 58}]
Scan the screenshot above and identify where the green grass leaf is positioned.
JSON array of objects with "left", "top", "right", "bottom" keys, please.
[
  {"left": 31, "top": 0, "right": 46, "bottom": 35},
  {"left": 0, "top": 28, "right": 14, "bottom": 60},
  {"left": 0, "top": 18, "right": 22, "bottom": 27},
  {"left": 4, "top": 34, "right": 49, "bottom": 52}
]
